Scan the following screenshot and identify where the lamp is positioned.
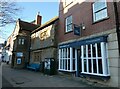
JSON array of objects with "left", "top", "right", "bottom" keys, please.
[{"left": 80, "top": 23, "right": 85, "bottom": 30}]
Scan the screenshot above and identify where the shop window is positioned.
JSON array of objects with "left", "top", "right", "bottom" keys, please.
[
  {"left": 59, "top": 47, "right": 76, "bottom": 72},
  {"left": 92, "top": 0, "right": 108, "bottom": 22},
  {"left": 81, "top": 42, "right": 109, "bottom": 76}
]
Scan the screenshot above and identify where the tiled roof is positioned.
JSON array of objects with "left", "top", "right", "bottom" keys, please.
[
  {"left": 32, "top": 16, "right": 59, "bottom": 33},
  {"left": 19, "top": 19, "right": 39, "bottom": 31}
]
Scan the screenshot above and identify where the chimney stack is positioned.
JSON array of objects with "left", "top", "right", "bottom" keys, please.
[{"left": 35, "top": 12, "right": 42, "bottom": 25}]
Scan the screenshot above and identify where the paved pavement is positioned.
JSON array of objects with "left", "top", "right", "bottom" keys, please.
[{"left": 1, "top": 63, "right": 109, "bottom": 88}]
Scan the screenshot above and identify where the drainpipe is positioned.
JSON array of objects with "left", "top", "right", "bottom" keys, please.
[{"left": 113, "top": 1, "right": 120, "bottom": 57}]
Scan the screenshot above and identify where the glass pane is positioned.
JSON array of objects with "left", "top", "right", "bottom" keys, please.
[
  {"left": 95, "top": 8, "right": 107, "bottom": 21},
  {"left": 64, "top": 48, "right": 67, "bottom": 58},
  {"left": 93, "top": 0, "right": 106, "bottom": 12},
  {"left": 68, "top": 48, "right": 70, "bottom": 58},
  {"left": 84, "top": 46, "right": 86, "bottom": 57},
  {"left": 63, "top": 60, "right": 65, "bottom": 69},
  {"left": 98, "top": 59, "right": 103, "bottom": 74},
  {"left": 93, "top": 44, "right": 96, "bottom": 57},
  {"left": 22, "top": 39, "right": 24, "bottom": 45},
  {"left": 93, "top": 59, "right": 97, "bottom": 73},
  {"left": 19, "top": 39, "right": 21, "bottom": 44},
  {"left": 88, "top": 59, "right": 92, "bottom": 73},
  {"left": 73, "top": 48, "right": 75, "bottom": 58},
  {"left": 65, "top": 59, "right": 67, "bottom": 70},
  {"left": 72, "top": 59, "right": 75, "bottom": 70},
  {"left": 98, "top": 43, "right": 101, "bottom": 57},
  {"left": 68, "top": 59, "right": 70, "bottom": 70},
  {"left": 88, "top": 45, "right": 91, "bottom": 57},
  {"left": 84, "top": 59, "right": 87, "bottom": 72},
  {"left": 60, "top": 60, "right": 62, "bottom": 69}
]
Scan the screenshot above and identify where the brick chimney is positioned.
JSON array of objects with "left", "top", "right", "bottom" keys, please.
[{"left": 35, "top": 12, "right": 42, "bottom": 25}]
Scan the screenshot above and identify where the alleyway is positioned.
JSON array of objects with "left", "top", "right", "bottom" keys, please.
[{"left": 1, "top": 63, "right": 108, "bottom": 88}]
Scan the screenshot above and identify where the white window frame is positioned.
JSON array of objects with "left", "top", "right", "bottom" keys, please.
[
  {"left": 81, "top": 42, "right": 110, "bottom": 76},
  {"left": 18, "top": 39, "right": 21, "bottom": 45},
  {"left": 21, "top": 39, "right": 24, "bottom": 45},
  {"left": 65, "top": 15, "right": 73, "bottom": 33},
  {"left": 59, "top": 47, "right": 77, "bottom": 72},
  {"left": 18, "top": 38, "right": 25, "bottom": 45},
  {"left": 92, "top": 0, "right": 108, "bottom": 22}
]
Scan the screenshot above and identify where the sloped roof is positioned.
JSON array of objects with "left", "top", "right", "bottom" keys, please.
[
  {"left": 32, "top": 16, "right": 59, "bottom": 33},
  {"left": 19, "top": 19, "right": 39, "bottom": 31}
]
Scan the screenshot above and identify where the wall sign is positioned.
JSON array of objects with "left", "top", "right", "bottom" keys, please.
[
  {"left": 74, "top": 24, "right": 81, "bottom": 36},
  {"left": 17, "top": 52, "right": 23, "bottom": 57},
  {"left": 17, "top": 58, "right": 21, "bottom": 64},
  {"left": 59, "top": 36, "right": 107, "bottom": 49}
]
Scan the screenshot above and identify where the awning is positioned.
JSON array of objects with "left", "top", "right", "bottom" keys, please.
[{"left": 59, "top": 35, "right": 108, "bottom": 49}]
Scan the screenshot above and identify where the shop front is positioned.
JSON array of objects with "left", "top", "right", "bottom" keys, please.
[{"left": 58, "top": 36, "right": 110, "bottom": 78}]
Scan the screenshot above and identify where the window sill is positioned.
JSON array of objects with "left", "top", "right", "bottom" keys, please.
[
  {"left": 80, "top": 72, "right": 110, "bottom": 80},
  {"left": 65, "top": 30, "right": 73, "bottom": 34},
  {"left": 92, "top": 17, "right": 109, "bottom": 24},
  {"left": 58, "top": 69, "right": 76, "bottom": 72}
]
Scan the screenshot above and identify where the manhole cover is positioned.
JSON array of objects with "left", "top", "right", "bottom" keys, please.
[{"left": 11, "top": 77, "right": 30, "bottom": 85}]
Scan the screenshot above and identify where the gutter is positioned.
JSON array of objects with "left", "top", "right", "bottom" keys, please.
[{"left": 113, "top": 2, "right": 120, "bottom": 57}]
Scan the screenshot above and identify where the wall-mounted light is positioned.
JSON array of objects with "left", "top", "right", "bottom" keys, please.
[{"left": 80, "top": 23, "right": 85, "bottom": 30}]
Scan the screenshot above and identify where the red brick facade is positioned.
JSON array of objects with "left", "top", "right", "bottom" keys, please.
[{"left": 58, "top": 2, "right": 116, "bottom": 43}]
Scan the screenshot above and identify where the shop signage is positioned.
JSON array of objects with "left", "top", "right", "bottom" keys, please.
[
  {"left": 59, "top": 36, "right": 107, "bottom": 49},
  {"left": 74, "top": 24, "right": 81, "bottom": 36}
]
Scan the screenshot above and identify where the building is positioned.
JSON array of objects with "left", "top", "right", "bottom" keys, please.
[
  {"left": 11, "top": 14, "right": 41, "bottom": 68},
  {"left": 58, "top": 0, "right": 120, "bottom": 87},
  {"left": 30, "top": 16, "right": 59, "bottom": 72}
]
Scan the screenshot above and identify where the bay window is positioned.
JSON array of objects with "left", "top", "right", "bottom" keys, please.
[
  {"left": 59, "top": 47, "right": 77, "bottom": 72},
  {"left": 81, "top": 42, "right": 109, "bottom": 76}
]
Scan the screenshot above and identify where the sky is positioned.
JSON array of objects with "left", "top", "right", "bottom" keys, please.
[{"left": 0, "top": 2, "right": 59, "bottom": 43}]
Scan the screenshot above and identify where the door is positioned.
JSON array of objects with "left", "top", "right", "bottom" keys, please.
[{"left": 76, "top": 49, "right": 82, "bottom": 77}]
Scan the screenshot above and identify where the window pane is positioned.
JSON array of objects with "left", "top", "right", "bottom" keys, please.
[
  {"left": 84, "top": 59, "right": 87, "bottom": 72},
  {"left": 22, "top": 39, "right": 24, "bottom": 45},
  {"left": 93, "top": 59, "right": 97, "bottom": 73},
  {"left": 60, "top": 60, "right": 62, "bottom": 69},
  {"left": 98, "top": 59, "right": 103, "bottom": 74},
  {"left": 68, "top": 48, "right": 70, "bottom": 58},
  {"left": 94, "top": 1, "right": 106, "bottom": 12},
  {"left": 68, "top": 59, "right": 70, "bottom": 70},
  {"left": 63, "top": 60, "right": 65, "bottom": 69},
  {"left": 73, "top": 59, "right": 75, "bottom": 70},
  {"left": 84, "top": 46, "right": 86, "bottom": 57},
  {"left": 88, "top": 45, "right": 91, "bottom": 57},
  {"left": 65, "top": 59, "right": 67, "bottom": 70},
  {"left": 93, "top": 44, "right": 96, "bottom": 57},
  {"left": 73, "top": 48, "right": 75, "bottom": 58},
  {"left": 88, "top": 59, "right": 92, "bottom": 73},
  {"left": 98, "top": 43, "right": 101, "bottom": 57},
  {"left": 95, "top": 8, "right": 107, "bottom": 21},
  {"left": 19, "top": 39, "right": 21, "bottom": 44}
]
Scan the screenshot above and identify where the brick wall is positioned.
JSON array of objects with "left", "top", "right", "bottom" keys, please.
[{"left": 58, "top": 1, "right": 116, "bottom": 43}]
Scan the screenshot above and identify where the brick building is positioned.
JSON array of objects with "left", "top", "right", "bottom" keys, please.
[
  {"left": 58, "top": 0, "right": 120, "bottom": 87},
  {"left": 11, "top": 14, "right": 40, "bottom": 68}
]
